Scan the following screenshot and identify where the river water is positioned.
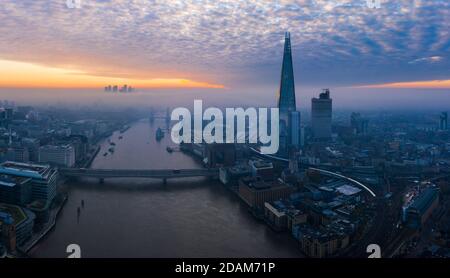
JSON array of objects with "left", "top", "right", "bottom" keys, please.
[{"left": 29, "top": 119, "right": 301, "bottom": 258}]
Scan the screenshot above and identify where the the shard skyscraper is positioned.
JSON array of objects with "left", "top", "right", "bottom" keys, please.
[
  {"left": 278, "top": 32, "right": 297, "bottom": 122},
  {"left": 277, "top": 32, "right": 299, "bottom": 156}
]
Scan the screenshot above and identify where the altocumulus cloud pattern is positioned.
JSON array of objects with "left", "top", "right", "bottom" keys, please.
[{"left": 0, "top": 0, "right": 449, "bottom": 87}]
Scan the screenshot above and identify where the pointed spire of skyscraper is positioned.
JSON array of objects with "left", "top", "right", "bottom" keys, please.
[{"left": 277, "top": 31, "right": 296, "bottom": 120}]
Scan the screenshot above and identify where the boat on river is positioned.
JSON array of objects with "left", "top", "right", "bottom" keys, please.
[{"left": 156, "top": 128, "right": 164, "bottom": 141}]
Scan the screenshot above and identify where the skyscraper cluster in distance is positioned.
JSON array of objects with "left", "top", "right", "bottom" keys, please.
[{"left": 104, "top": 84, "right": 134, "bottom": 93}]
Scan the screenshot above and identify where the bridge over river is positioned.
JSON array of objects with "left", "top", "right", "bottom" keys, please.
[{"left": 59, "top": 167, "right": 219, "bottom": 183}]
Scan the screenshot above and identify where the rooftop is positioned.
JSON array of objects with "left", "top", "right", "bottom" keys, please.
[
  {"left": 1, "top": 161, "right": 49, "bottom": 173},
  {"left": 249, "top": 160, "right": 273, "bottom": 169},
  {"left": 0, "top": 161, "right": 53, "bottom": 180},
  {"left": 336, "top": 184, "right": 362, "bottom": 196},
  {"left": 240, "top": 177, "right": 289, "bottom": 191},
  {"left": 296, "top": 224, "right": 345, "bottom": 243},
  {"left": 0, "top": 174, "right": 31, "bottom": 188},
  {"left": 40, "top": 144, "right": 73, "bottom": 150},
  {"left": 409, "top": 186, "right": 439, "bottom": 214},
  {"left": 0, "top": 203, "right": 27, "bottom": 226}
]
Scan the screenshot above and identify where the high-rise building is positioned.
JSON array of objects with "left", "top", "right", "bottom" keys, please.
[
  {"left": 311, "top": 89, "right": 332, "bottom": 140},
  {"left": 289, "top": 111, "right": 301, "bottom": 149},
  {"left": 300, "top": 125, "right": 305, "bottom": 147},
  {"left": 0, "top": 161, "right": 58, "bottom": 207},
  {"left": 440, "top": 112, "right": 448, "bottom": 130},
  {"left": 350, "top": 112, "right": 369, "bottom": 135},
  {"left": 120, "top": 84, "right": 128, "bottom": 92},
  {"left": 277, "top": 32, "right": 298, "bottom": 155},
  {"left": 277, "top": 32, "right": 296, "bottom": 122},
  {"left": 5, "top": 108, "right": 14, "bottom": 120}
]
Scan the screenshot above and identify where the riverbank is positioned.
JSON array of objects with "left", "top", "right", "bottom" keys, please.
[
  {"left": 82, "top": 145, "right": 100, "bottom": 168},
  {"left": 18, "top": 192, "right": 68, "bottom": 255},
  {"left": 18, "top": 123, "right": 133, "bottom": 257}
]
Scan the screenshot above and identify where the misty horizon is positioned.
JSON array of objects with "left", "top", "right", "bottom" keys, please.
[{"left": 0, "top": 87, "right": 448, "bottom": 112}]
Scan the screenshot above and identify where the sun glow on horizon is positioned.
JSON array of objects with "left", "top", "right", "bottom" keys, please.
[
  {"left": 0, "top": 59, "right": 225, "bottom": 89},
  {"left": 355, "top": 80, "right": 450, "bottom": 89}
]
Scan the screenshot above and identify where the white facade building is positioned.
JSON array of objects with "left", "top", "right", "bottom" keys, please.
[{"left": 39, "top": 144, "right": 75, "bottom": 167}]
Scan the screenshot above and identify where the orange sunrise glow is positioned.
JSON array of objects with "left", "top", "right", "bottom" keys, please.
[
  {"left": 0, "top": 59, "right": 225, "bottom": 89},
  {"left": 356, "top": 80, "right": 450, "bottom": 89}
]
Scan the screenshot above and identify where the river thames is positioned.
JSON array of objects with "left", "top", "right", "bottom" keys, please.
[{"left": 29, "top": 119, "right": 301, "bottom": 258}]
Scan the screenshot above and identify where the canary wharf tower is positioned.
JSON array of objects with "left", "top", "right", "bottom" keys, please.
[{"left": 277, "top": 32, "right": 300, "bottom": 155}]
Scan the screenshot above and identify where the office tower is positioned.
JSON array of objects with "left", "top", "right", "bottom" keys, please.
[
  {"left": 5, "top": 108, "right": 13, "bottom": 120},
  {"left": 311, "top": 89, "right": 332, "bottom": 140},
  {"left": 112, "top": 85, "right": 118, "bottom": 92},
  {"left": 351, "top": 112, "right": 369, "bottom": 135},
  {"left": 300, "top": 125, "right": 305, "bottom": 147},
  {"left": 277, "top": 32, "right": 297, "bottom": 155},
  {"left": 289, "top": 111, "right": 301, "bottom": 149},
  {"left": 121, "top": 84, "right": 128, "bottom": 93},
  {"left": 0, "top": 161, "right": 58, "bottom": 207},
  {"left": 440, "top": 112, "right": 448, "bottom": 130}
]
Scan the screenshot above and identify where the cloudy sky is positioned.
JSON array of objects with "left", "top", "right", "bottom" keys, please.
[{"left": 0, "top": 0, "right": 449, "bottom": 105}]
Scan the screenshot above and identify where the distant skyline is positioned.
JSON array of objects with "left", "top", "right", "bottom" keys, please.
[{"left": 0, "top": 0, "right": 448, "bottom": 91}]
